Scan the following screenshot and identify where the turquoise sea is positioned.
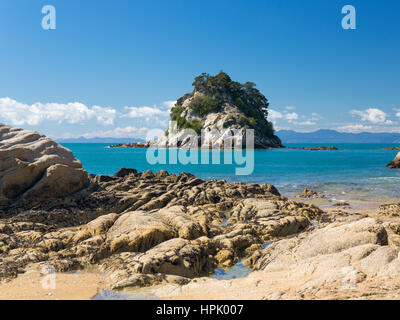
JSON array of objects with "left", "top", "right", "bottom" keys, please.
[{"left": 63, "top": 143, "right": 400, "bottom": 203}]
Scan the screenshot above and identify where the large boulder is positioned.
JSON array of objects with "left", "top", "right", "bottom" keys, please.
[
  {"left": 387, "top": 152, "right": 400, "bottom": 168},
  {"left": 0, "top": 124, "right": 88, "bottom": 206}
]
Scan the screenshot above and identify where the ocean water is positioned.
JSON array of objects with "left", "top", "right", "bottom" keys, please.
[
  {"left": 212, "top": 261, "right": 252, "bottom": 280},
  {"left": 63, "top": 143, "right": 400, "bottom": 203}
]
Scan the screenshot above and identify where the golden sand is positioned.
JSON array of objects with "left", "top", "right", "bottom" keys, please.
[{"left": 0, "top": 270, "right": 106, "bottom": 300}]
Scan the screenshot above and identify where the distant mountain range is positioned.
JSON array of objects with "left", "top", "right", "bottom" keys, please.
[
  {"left": 56, "top": 129, "right": 400, "bottom": 144},
  {"left": 57, "top": 137, "right": 146, "bottom": 144},
  {"left": 276, "top": 129, "right": 400, "bottom": 144}
]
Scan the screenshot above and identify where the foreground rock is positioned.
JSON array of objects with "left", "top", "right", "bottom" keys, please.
[
  {"left": 0, "top": 162, "right": 323, "bottom": 290},
  {"left": 290, "top": 146, "right": 338, "bottom": 151},
  {"left": 333, "top": 201, "right": 350, "bottom": 207},
  {"left": 379, "top": 203, "right": 400, "bottom": 217},
  {"left": 297, "top": 188, "right": 325, "bottom": 199},
  {"left": 0, "top": 124, "right": 88, "bottom": 208},
  {"left": 155, "top": 217, "right": 400, "bottom": 300},
  {"left": 387, "top": 152, "right": 400, "bottom": 168}
]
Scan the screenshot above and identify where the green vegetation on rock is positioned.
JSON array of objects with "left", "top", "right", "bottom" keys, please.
[
  {"left": 189, "top": 95, "right": 223, "bottom": 117},
  {"left": 172, "top": 71, "right": 275, "bottom": 137},
  {"left": 169, "top": 104, "right": 203, "bottom": 135},
  {"left": 168, "top": 71, "right": 277, "bottom": 140},
  {"left": 223, "top": 115, "right": 237, "bottom": 128}
]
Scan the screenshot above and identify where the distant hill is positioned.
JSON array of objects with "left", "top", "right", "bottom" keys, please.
[
  {"left": 57, "top": 137, "right": 146, "bottom": 144},
  {"left": 276, "top": 129, "right": 400, "bottom": 143}
]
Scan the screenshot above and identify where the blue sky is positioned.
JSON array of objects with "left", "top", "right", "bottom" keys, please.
[{"left": 0, "top": 0, "right": 399, "bottom": 139}]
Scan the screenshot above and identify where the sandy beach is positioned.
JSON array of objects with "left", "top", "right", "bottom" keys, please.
[{"left": 0, "top": 270, "right": 106, "bottom": 300}]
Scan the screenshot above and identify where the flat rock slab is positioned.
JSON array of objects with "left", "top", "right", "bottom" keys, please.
[{"left": 156, "top": 217, "right": 400, "bottom": 300}]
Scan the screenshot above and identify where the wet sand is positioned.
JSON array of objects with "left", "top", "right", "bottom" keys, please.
[{"left": 0, "top": 270, "right": 106, "bottom": 300}]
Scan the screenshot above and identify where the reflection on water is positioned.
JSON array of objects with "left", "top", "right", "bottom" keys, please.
[
  {"left": 221, "top": 217, "right": 230, "bottom": 226},
  {"left": 211, "top": 261, "right": 252, "bottom": 280},
  {"left": 263, "top": 242, "right": 273, "bottom": 248},
  {"left": 212, "top": 243, "right": 274, "bottom": 280}
]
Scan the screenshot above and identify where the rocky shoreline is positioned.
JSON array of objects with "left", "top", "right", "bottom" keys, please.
[
  {"left": 288, "top": 146, "right": 339, "bottom": 151},
  {"left": 387, "top": 152, "right": 400, "bottom": 168},
  {"left": 2, "top": 124, "right": 400, "bottom": 300},
  {"left": 0, "top": 165, "right": 325, "bottom": 289},
  {"left": 109, "top": 142, "right": 150, "bottom": 149}
]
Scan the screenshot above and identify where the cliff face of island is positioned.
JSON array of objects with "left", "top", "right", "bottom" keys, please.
[{"left": 153, "top": 72, "right": 282, "bottom": 149}]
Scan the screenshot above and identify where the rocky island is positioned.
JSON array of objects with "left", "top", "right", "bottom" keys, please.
[
  {"left": 109, "top": 142, "right": 150, "bottom": 149},
  {"left": 110, "top": 72, "right": 282, "bottom": 149},
  {"left": 290, "top": 146, "right": 339, "bottom": 151},
  {"left": 387, "top": 152, "right": 400, "bottom": 168},
  {"left": 382, "top": 147, "right": 400, "bottom": 151},
  {"left": 152, "top": 72, "right": 282, "bottom": 149}
]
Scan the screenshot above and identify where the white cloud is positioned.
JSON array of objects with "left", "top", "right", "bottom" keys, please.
[
  {"left": 269, "top": 109, "right": 299, "bottom": 123},
  {"left": 78, "top": 126, "right": 150, "bottom": 139},
  {"left": 395, "top": 108, "right": 400, "bottom": 118},
  {"left": 123, "top": 101, "right": 175, "bottom": 119},
  {"left": 285, "top": 112, "right": 299, "bottom": 122},
  {"left": 124, "top": 106, "right": 170, "bottom": 118},
  {"left": 337, "top": 124, "right": 373, "bottom": 133},
  {"left": 91, "top": 105, "right": 117, "bottom": 125},
  {"left": 143, "top": 116, "right": 168, "bottom": 127},
  {"left": 268, "top": 109, "right": 283, "bottom": 121},
  {"left": 269, "top": 108, "right": 320, "bottom": 128},
  {"left": 337, "top": 123, "right": 400, "bottom": 133},
  {"left": 350, "top": 108, "right": 392, "bottom": 124},
  {"left": 162, "top": 100, "right": 176, "bottom": 110},
  {"left": 293, "top": 121, "right": 316, "bottom": 126},
  {"left": 0, "top": 97, "right": 116, "bottom": 126},
  {"left": 310, "top": 113, "right": 323, "bottom": 121}
]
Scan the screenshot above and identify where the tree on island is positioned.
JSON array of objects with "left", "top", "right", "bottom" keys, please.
[{"left": 171, "top": 71, "right": 275, "bottom": 138}]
